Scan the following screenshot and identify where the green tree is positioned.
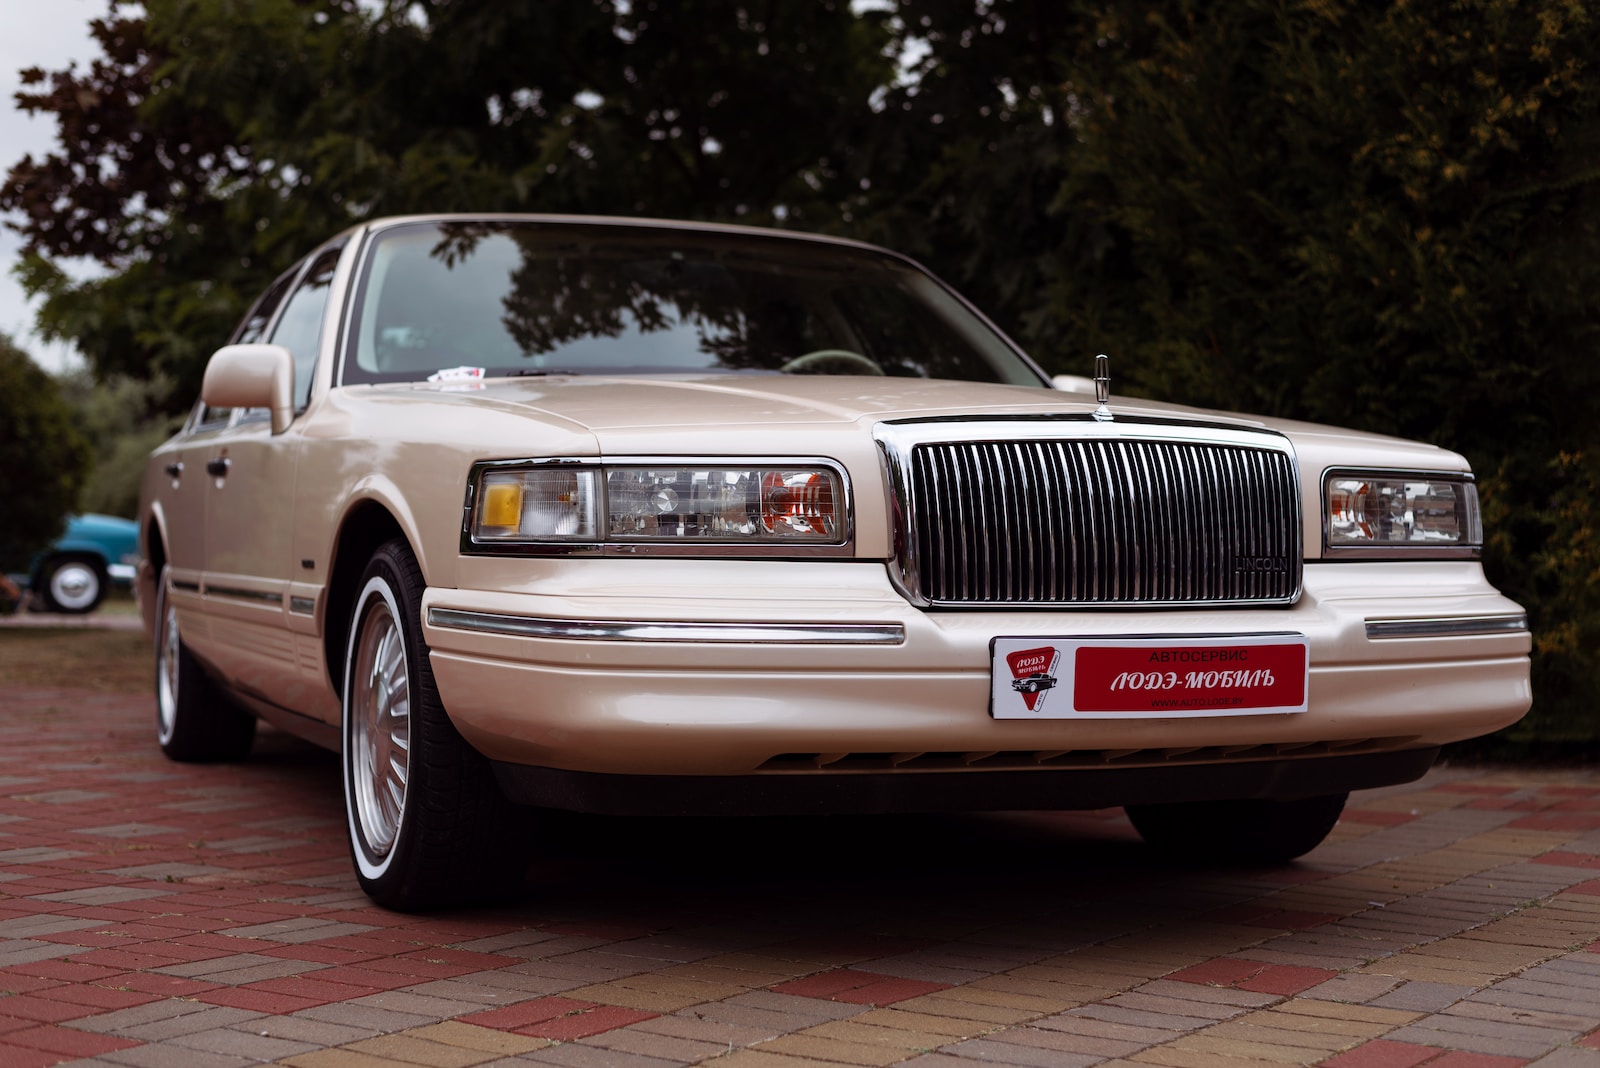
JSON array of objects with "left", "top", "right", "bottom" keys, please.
[
  {"left": 0, "top": 336, "right": 92, "bottom": 573},
  {"left": 3, "top": 0, "right": 893, "bottom": 404},
  {"left": 847, "top": 0, "right": 1081, "bottom": 360},
  {"left": 1035, "top": 0, "right": 1600, "bottom": 749},
  {"left": 56, "top": 371, "right": 181, "bottom": 519}
]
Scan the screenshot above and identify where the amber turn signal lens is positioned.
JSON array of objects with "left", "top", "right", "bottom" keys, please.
[{"left": 480, "top": 481, "right": 523, "bottom": 529}]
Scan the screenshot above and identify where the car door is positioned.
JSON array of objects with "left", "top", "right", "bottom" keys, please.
[
  {"left": 151, "top": 269, "right": 298, "bottom": 649},
  {"left": 148, "top": 405, "right": 228, "bottom": 647},
  {"left": 198, "top": 246, "right": 344, "bottom": 711}
]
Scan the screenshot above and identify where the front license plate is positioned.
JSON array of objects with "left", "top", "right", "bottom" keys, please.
[{"left": 990, "top": 634, "right": 1309, "bottom": 719}]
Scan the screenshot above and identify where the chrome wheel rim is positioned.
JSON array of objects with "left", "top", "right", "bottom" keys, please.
[
  {"left": 350, "top": 595, "right": 411, "bottom": 865},
  {"left": 156, "top": 589, "right": 180, "bottom": 745},
  {"left": 49, "top": 563, "right": 99, "bottom": 611}
]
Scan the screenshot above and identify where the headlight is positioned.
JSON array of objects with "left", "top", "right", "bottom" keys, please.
[
  {"left": 1324, "top": 471, "right": 1481, "bottom": 556},
  {"left": 465, "top": 460, "right": 848, "bottom": 554}
]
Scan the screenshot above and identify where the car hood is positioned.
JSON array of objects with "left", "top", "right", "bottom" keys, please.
[
  {"left": 380, "top": 372, "right": 1455, "bottom": 462},
  {"left": 389, "top": 372, "right": 1100, "bottom": 428}
]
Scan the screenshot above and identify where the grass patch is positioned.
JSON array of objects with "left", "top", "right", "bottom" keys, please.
[{"left": 0, "top": 627, "right": 151, "bottom": 693}]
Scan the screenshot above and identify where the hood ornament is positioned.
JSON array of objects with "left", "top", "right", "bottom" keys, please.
[{"left": 1092, "top": 353, "right": 1113, "bottom": 422}]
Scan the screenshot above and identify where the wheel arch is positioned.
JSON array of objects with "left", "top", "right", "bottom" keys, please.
[
  {"left": 139, "top": 509, "right": 169, "bottom": 639},
  {"left": 322, "top": 497, "right": 415, "bottom": 698}
]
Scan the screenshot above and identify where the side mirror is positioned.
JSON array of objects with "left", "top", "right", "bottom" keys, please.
[
  {"left": 201, "top": 344, "right": 294, "bottom": 434},
  {"left": 1052, "top": 374, "right": 1097, "bottom": 395}
]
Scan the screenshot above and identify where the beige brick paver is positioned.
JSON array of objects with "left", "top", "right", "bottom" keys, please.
[
  {"left": 849, "top": 1006, "right": 994, "bottom": 1038},
  {"left": 569, "top": 974, "right": 751, "bottom": 1012},
  {"left": 711, "top": 1050, "right": 844, "bottom": 1068},
  {"left": 341, "top": 1032, "right": 499, "bottom": 1067},
  {"left": 804, "top": 1018, "right": 960, "bottom": 1051},
  {"left": 1131, "top": 1043, "right": 1292, "bottom": 1067},
  {"left": 403, "top": 1020, "right": 551, "bottom": 1055},
  {"left": 284, "top": 1050, "right": 414, "bottom": 1068},
  {"left": 1158, "top": 1032, "right": 1332, "bottom": 1064},
  {"left": 891, "top": 991, "right": 1043, "bottom": 1025},
  {"left": 754, "top": 1031, "right": 914, "bottom": 1065}
]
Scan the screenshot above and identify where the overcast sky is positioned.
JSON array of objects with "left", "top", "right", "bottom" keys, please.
[{"left": 1, "top": 0, "right": 104, "bottom": 374}]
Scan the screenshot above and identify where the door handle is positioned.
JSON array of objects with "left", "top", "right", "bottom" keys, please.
[
  {"left": 206, "top": 458, "right": 231, "bottom": 478},
  {"left": 164, "top": 461, "right": 184, "bottom": 479}
]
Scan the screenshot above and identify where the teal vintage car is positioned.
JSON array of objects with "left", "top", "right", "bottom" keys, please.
[{"left": 18, "top": 514, "right": 140, "bottom": 614}]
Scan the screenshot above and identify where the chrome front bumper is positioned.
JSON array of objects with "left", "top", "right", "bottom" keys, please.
[{"left": 421, "top": 559, "right": 1531, "bottom": 778}]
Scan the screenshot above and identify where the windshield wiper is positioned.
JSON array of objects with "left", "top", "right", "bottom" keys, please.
[{"left": 506, "top": 367, "right": 584, "bottom": 377}]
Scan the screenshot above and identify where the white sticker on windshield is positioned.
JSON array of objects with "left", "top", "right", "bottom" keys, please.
[{"left": 426, "top": 366, "right": 485, "bottom": 390}]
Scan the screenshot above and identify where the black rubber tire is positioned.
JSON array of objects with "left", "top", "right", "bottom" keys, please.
[
  {"left": 37, "top": 555, "right": 107, "bottom": 614},
  {"left": 1125, "top": 792, "right": 1348, "bottom": 863},
  {"left": 341, "top": 539, "right": 529, "bottom": 911},
  {"left": 155, "top": 567, "right": 256, "bottom": 762}
]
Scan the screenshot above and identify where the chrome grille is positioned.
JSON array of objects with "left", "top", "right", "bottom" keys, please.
[{"left": 879, "top": 422, "right": 1301, "bottom": 607}]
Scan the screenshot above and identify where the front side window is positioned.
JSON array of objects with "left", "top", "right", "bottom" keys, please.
[
  {"left": 269, "top": 246, "right": 344, "bottom": 410},
  {"left": 343, "top": 222, "right": 1043, "bottom": 386},
  {"left": 196, "top": 261, "right": 303, "bottom": 428},
  {"left": 233, "top": 270, "right": 297, "bottom": 346}
]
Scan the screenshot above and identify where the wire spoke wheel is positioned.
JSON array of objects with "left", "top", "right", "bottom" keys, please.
[
  {"left": 339, "top": 539, "right": 529, "bottom": 910},
  {"left": 349, "top": 592, "right": 412, "bottom": 866}
]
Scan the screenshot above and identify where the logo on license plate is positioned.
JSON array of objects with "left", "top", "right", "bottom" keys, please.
[{"left": 1004, "top": 646, "right": 1061, "bottom": 712}]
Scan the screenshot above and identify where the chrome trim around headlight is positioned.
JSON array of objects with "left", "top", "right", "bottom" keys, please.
[
  {"left": 1365, "top": 613, "right": 1528, "bottom": 640},
  {"left": 426, "top": 608, "right": 905, "bottom": 644},
  {"left": 1322, "top": 468, "right": 1481, "bottom": 559},
  {"left": 460, "top": 456, "right": 854, "bottom": 557}
]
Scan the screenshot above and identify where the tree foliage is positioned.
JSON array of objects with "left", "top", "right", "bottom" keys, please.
[
  {"left": 0, "top": 337, "right": 92, "bottom": 573},
  {"left": 5, "top": 0, "right": 1600, "bottom": 749},
  {"left": 3, "top": 0, "right": 894, "bottom": 399},
  {"left": 1036, "top": 0, "right": 1600, "bottom": 750},
  {"left": 56, "top": 371, "right": 181, "bottom": 519}
]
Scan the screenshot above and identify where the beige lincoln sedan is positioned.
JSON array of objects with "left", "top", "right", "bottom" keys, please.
[{"left": 137, "top": 214, "right": 1531, "bottom": 910}]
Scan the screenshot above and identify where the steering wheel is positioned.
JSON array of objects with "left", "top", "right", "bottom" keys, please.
[{"left": 777, "top": 349, "right": 886, "bottom": 376}]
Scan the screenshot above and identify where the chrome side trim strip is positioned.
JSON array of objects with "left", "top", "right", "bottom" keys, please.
[
  {"left": 205, "top": 585, "right": 284, "bottom": 606},
  {"left": 426, "top": 608, "right": 905, "bottom": 645},
  {"left": 1365, "top": 614, "right": 1528, "bottom": 640}
]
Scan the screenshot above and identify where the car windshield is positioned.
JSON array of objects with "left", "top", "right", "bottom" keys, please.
[{"left": 341, "top": 220, "right": 1043, "bottom": 386}]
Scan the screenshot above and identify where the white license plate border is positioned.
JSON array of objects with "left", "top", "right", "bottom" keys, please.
[{"left": 989, "top": 632, "right": 1310, "bottom": 720}]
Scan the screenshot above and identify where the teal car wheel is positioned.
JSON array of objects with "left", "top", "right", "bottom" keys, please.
[{"left": 39, "top": 556, "right": 105, "bottom": 613}]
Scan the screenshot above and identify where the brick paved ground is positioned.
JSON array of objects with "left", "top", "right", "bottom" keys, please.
[{"left": 0, "top": 685, "right": 1597, "bottom": 1067}]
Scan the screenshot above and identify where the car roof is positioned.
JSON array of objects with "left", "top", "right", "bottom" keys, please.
[{"left": 353, "top": 213, "right": 899, "bottom": 258}]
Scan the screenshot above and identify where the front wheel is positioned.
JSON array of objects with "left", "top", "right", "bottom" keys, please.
[
  {"left": 1125, "top": 793, "right": 1347, "bottom": 864},
  {"left": 341, "top": 539, "right": 528, "bottom": 910}
]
